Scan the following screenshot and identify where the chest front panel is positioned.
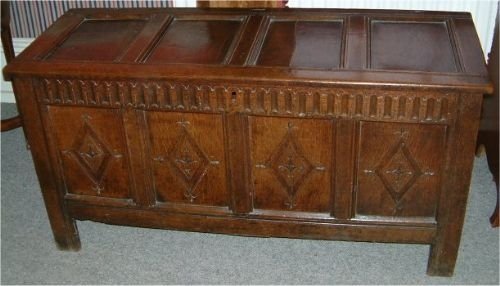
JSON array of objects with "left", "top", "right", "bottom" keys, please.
[
  {"left": 36, "top": 77, "right": 457, "bottom": 226},
  {"left": 146, "top": 111, "right": 228, "bottom": 207},
  {"left": 355, "top": 121, "right": 447, "bottom": 218},
  {"left": 46, "top": 106, "right": 132, "bottom": 200},
  {"left": 249, "top": 116, "right": 334, "bottom": 213}
]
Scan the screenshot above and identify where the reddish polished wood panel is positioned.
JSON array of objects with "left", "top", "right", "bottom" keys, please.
[
  {"left": 48, "top": 19, "right": 147, "bottom": 61},
  {"left": 256, "top": 20, "right": 344, "bottom": 69},
  {"left": 370, "top": 21, "right": 458, "bottom": 72},
  {"left": 146, "top": 18, "right": 242, "bottom": 64}
]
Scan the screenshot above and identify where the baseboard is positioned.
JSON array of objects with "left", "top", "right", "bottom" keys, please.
[{"left": 1, "top": 38, "right": 35, "bottom": 103}]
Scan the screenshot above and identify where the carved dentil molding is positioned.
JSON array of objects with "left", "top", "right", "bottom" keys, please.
[{"left": 37, "top": 78, "right": 457, "bottom": 123}]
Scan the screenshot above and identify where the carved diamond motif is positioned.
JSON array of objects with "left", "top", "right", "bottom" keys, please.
[
  {"left": 267, "top": 124, "right": 314, "bottom": 208},
  {"left": 170, "top": 129, "right": 209, "bottom": 183},
  {"left": 63, "top": 116, "right": 118, "bottom": 195},
  {"left": 76, "top": 130, "right": 110, "bottom": 179},
  {"left": 375, "top": 139, "right": 422, "bottom": 204},
  {"left": 160, "top": 121, "right": 214, "bottom": 202},
  {"left": 153, "top": 120, "right": 220, "bottom": 203}
]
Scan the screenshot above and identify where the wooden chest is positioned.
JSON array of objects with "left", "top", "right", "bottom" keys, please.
[{"left": 3, "top": 8, "right": 492, "bottom": 276}]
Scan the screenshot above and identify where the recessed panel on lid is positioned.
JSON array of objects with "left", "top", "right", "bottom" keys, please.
[
  {"left": 370, "top": 21, "right": 458, "bottom": 73},
  {"left": 146, "top": 19, "right": 242, "bottom": 64},
  {"left": 47, "top": 20, "right": 146, "bottom": 61},
  {"left": 256, "top": 20, "right": 343, "bottom": 69}
]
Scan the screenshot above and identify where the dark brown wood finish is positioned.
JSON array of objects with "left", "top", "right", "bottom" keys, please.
[
  {"left": 3, "top": 8, "right": 492, "bottom": 277},
  {"left": 13, "top": 78, "right": 81, "bottom": 250},
  {"left": 427, "top": 93, "right": 483, "bottom": 276},
  {"left": 197, "top": 1, "right": 287, "bottom": 9},
  {"left": 1, "top": 1, "right": 15, "bottom": 64}
]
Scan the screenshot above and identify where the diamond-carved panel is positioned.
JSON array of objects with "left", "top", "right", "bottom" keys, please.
[
  {"left": 152, "top": 119, "right": 221, "bottom": 203},
  {"left": 357, "top": 122, "right": 443, "bottom": 217},
  {"left": 168, "top": 123, "right": 211, "bottom": 202},
  {"left": 250, "top": 117, "right": 332, "bottom": 213},
  {"left": 148, "top": 112, "right": 227, "bottom": 207},
  {"left": 265, "top": 124, "right": 315, "bottom": 208},
  {"left": 49, "top": 107, "right": 130, "bottom": 199},
  {"left": 375, "top": 140, "right": 422, "bottom": 204},
  {"left": 63, "top": 116, "right": 115, "bottom": 194},
  {"left": 75, "top": 125, "right": 112, "bottom": 181},
  {"left": 171, "top": 134, "right": 208, "bottom": 181}
]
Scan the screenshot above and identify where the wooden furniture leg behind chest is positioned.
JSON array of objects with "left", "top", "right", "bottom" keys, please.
[
  {"left": 3, "top": 8, "right": 492, "bottom": 276},
  {"left": 477, "top": 7, "right": 499, "bottom": 227}
]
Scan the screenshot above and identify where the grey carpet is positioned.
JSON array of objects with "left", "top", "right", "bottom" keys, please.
[{"left": 1, "top": 102, "right": 498, "bottom": 285}]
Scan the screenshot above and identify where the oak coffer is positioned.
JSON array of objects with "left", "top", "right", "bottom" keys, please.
[{"left": 3, "top": 8, "right": 492, "bottom": 276}]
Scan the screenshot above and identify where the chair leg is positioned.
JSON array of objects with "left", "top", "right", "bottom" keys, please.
[
  {"left": 476, "top": 130, "right": 499, "bottom": 227},
  {"left": 485, "top": 136, "right": 499, "bottom": 228},
  {"left": 1, "top": 115, "right": 22, "bottom": 132},
  {"left": 490, "top": 200, "right": 499, "bottom": 227},
  {"left": 489, "top": 159, "right": 499, "bottom": 227}
]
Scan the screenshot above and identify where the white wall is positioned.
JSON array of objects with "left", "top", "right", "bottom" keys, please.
[
  {"left": 1, "top": 38, "right": 34, "bottom": 103},
  {"left": 173, "top": 0, "right": 197, "bottom": 7},
  {"left": 1, "top": 0, "right": 497, "bottom": 103}
]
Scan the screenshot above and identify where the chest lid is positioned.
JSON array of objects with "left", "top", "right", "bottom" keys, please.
[{"left": 3, "top": 8, "right": 492, "bottom": 93}]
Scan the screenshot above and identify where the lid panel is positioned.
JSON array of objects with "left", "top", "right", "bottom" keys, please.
[
  {"left": 145, "top": 19, "right": 242, "bottom": 64},
  {"left": 47, "top": 19, "right": 147, "bottom": 61},
  {"left": 452, "top": 18, "right": 489, "bottom": 75},
  {"left": 256, "top": 20, "right": 344, "bottom": 69},
  {"left": 4, "top": 8, "right": 491, "bottom": 93},
  {"left": 370, "top": 21, "right": 458, "bottom": 73}
]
